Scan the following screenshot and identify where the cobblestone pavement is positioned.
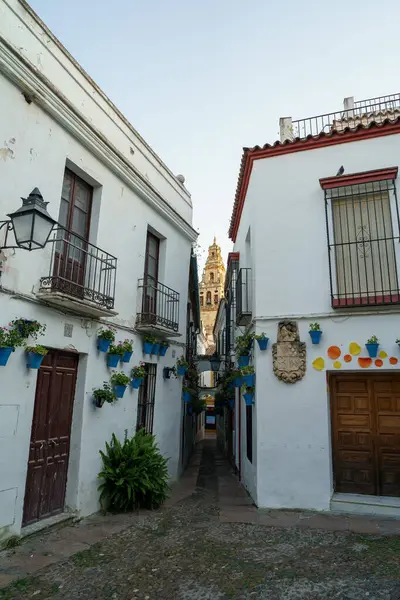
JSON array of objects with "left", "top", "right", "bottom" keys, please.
[{"left": 1, "top": 439, "right": 400, "bottom": 600}]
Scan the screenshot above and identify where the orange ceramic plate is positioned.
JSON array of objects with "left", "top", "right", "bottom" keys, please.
[
  {"left": 327, "top": 346, "right": 341, "bottom": 360},
  {"left": 390, "top": 357, "right": 398, "bottom": 365},
  {"left": 358, "top": 357, "right": 372, "bottom": 368},
  {"left": 344, "top": 354, "right": 352, "bottom": 363},
  {"left": 375, "top": 359, "right": 383, "bottom": 367}
]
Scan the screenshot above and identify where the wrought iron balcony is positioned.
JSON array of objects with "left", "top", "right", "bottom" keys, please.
[
  {"left": 37, "top": 226, "right": 117, "bottom": 317},
  {"left": 136, "top": 278, "right": 180, "bottom": 337},
  {"left": 236, "top": 268, "right": 252, "bottom": 325}
]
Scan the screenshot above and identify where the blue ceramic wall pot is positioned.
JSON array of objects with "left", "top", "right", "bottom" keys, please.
[
  {"left": 143, "top": 341, "right": 153, "bottom": 354},
  {"left": 0, "top": 347, "right": 13, "bottom": 367},
  {"left": 26, "top": 352, "right": 45, "bottom": 369},
  {"left": 177, "top": 365, "right": 187, "bottom": 376},
  {"left": 238, "top": 355, "right": 250, "bottom": 368},
  {"left": 107, "top": 353, "right": 120, "bottom": 368},
  {"left": 114, "top": 384, "right": 127, "bottom": 399},
  {"left": 242, "top": 373, "right": 255, "bottom": 387},
  {"left": 152, "top": 343, "right": 161, "bottom": 356},
  {"left": 159, "top": 345, "right": 168, "bottom": 356},
  {"left": 257, "top": 337, "right": 269, "bottom": 350},
  {"left": 366, "top": 343, "right": 379, "bottom": 358},
  {"left": 233, "top": 377, "right": 242, "bottom": 388},
  {"left": 243, "top": 392, "right": 254, "bottom": 406},
  {"left": 122, "top": 351, "right": 133, "bottom": 363},
  {"left": 183, "top": 391, "right": 191, "bottom": 403},
  {"left": 98, "top": 337, "right": 111, "bottom": 352},
  {"left": 131, "top": 378, "right": 142, "bottom": 389},
  {"left": 309, "top": 330, "right": 322, "bottom": 344}
]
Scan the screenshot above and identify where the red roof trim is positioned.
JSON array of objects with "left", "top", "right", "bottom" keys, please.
[
  {"left": 229, "top": 117, "right": 400, "bottom": 242},
  {"left": 320, "top": 167, "right": 398, "bottom": 189},
  {"left": 227, "top": 252, "right": 240, "bottom": 268}
]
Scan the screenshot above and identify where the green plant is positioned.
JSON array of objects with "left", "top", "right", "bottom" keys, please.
[
  {"left": 143, "top": 334, "right": 157, "bottom": 343},
  {"left": 160, "top": 340, "right": 169, "bottom": 347},
  {"left": 0, "top": 327, "right": 24, "bottom": 348},
  {"left": 396, "top": 338, "right": 400, "bottom": 344},
  {"left": 108, "top": 343, "right": 125, "bottom": 356},
  {"left": 243, "top": 385, "right": 255, "bottom": 394},
  {"left": 176, "top": 356, "right": 189, "bottom": 368},
  {"left": 121, "top": 339, "right": 133, "bottom": 352},
  {"left": 98, "top": 326, "right": 116, "bottom": 342},
  {"left": 25, "top": 345, "right": 48, "bottom": 356},
  {"left": 309, "top": 322, "right": 321, "bottom": 332},
  {"left": 235, "top": 332, "right": 255, "bottom": 358},
  {"left": 240, "top": 365, "right": 255, "bottom": 375},
  {"left": 367, "top": 335, "right": 379, "bottom": 345},
  {"left": 93, "top": 383, "right": 116, "bottom": 405},
  {"left": 131, "top": 363, "right": 146, "bottom": 379},
  {"left": 10, "top": 318, "right": 46, "bottom": 340},
  {"left": 254, "top": 332, "right": 267, "bottom": 340},
  {"left": 98, "top": 428, "right": 169, "bottom": 511},
  {"left": 191, "top": 395, "right": 207, "bottom": 414},
  {"left": 110, "top": 372, "right": 130, "bottom": 386}
]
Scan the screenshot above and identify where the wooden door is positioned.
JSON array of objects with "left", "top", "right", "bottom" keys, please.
[
  {"left": 330, "top": 373, "right": 400, "bottom": 497},
  {"left": 142, "top": 232, "right": 160, "bottom": 322},
  {"left": 23, "top": 350, "right": 79, "bottom": 526}
]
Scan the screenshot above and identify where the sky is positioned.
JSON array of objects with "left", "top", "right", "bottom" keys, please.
[{"left": 29, "top": 0, "right": 400, "bottom": 270}]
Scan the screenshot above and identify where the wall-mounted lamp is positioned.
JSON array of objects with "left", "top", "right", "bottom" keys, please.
[{"left": 163, "top": 366, "right": 175, "bottom": 379}]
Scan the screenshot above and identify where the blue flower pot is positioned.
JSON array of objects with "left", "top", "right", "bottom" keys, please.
[
  {"left": 97, "top": 337, "right": 111, "bottom": 352},
  {"left": 228, "top": 382, "right": 234, "bottom": 389},
  {"left": 107, "top": 353, "right": 120, "bottom": 368},
  {"left": 228, "top": 399, "right": 234, "bottom": 409},
  {"left": 114, "top": 384, "right": 127, "bottom": 399},
  {"left": 159, "top": 345, "right": 168, "bottom": 356},
  {"left": 257, "top": 337, "right": 269, "bottom": 351},
  {"left": 177, "top": 365, "right": 187, "bottom": 376},
  {"left": 233, "top": 377, "right": 242, "bottom": 388},
  {"left": 122, "top": 350, "right": 133, "bottom": 363},
  {"left": 366, "top": 343, "right": 379, "bottom": 358},
  {"left": 131, "top": 377, "right": 143, "bottom": 389},
  {"left": 309, "top": 330, "right": 322, "bottom": 344},
  {"left": 243, "top": 392, "right": 254, "bottom": 406},
  {"left": 143, "top": 341, "right": 153, "bottom": 354},
  {"left": 26, "top": 352, "right": 45, "bottom": 369},
  {"left": 187, "top": 404, "right": 193, "bottom": 415},
  {"left": 183, "top": 391, "right": 191, "bottom": 403},
  {"left": 0, "top": 347, "right": 13, "bottom": 367},
  {"left": 152, "top": 343, "right": 161, "bottom": 356},
  {"left": 242, "top": 373, "right": 255, "bottom": 387},
  {"left": 238, "top": 355, "right": 250, "bottom": 368}
]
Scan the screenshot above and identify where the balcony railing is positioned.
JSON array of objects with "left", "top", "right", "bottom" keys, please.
[
  {"left": 236, "top": 268, "right": 252, "bottom": 325},
  {"left": 292, "top": 93, "right": 400, "bottom": 140},
  {"left": 136, "top": 278, "right": 180, "bottom": 335},
  {"left": 38, "top": 226, "right": 117, "bottom": 312}
]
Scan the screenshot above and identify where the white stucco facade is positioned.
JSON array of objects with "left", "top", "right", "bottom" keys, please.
[
  {"left": 0, "top": 0, "right": 197, "bottom": 542},
  {"left": 231, "top": 112, "right": 400, "bottom": 510}
]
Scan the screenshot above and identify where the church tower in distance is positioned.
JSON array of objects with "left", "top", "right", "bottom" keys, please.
[{"left": 199, "top": 238, "right": 226, "bottom": 347}]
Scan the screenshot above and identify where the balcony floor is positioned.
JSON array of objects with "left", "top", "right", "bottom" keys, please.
[{"left": 36, "top": 289, "right": 118, "bottom": 318}]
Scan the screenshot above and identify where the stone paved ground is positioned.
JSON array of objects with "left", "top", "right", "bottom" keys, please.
[{"left": 1, "top": 439, "right": 400, "bottom": 600}]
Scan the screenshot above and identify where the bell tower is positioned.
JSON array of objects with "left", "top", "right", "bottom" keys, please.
[{"left": 199, "top": 238, "right": 226, "bottom": 347}]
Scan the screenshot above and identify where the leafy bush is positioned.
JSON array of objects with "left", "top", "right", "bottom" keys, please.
[
  {"left": 98, "top": 326, "right": 116, "bottom": 342},
  {"left": 254, "top": 332, "right": 267, "bottom": 340},
  {"left": 0, "top": 327, "right": 24, "bottom": 349},
  {"left": 26, "top": 345, "right": 48, "bottom": 355},
  {"left": 108, "top": 343, "right": 125, "bottom": 356},
  {"left": 98, "top": 429, "right": 169, "bottom": 512},
  {"left": 143, "top": 334, "right": 157, "bottom": 343},
  {"left": 110, "top": 371, "right": 130, "bottom": 386},
  {"left": 10, "top": 318, "right": 46, "bottom": 340},
  {"left": 93, "top": 383, "right": 116, "bottom": 406},
  {"left": 309, "top": 322, "right": 321, "bottom": 332},
  {"left": 367, "top": 335, "right": 379, "bottom": 345},
  {"left": 131, "top": 363, "right": 146, "bottom": 378},
  {"left": 235, "top": 332, "right": 254, "bottom": 358},
  {"left": 121, "top": 339, "right": 133, "bottom": 352},
  {"left": 176, "top": 356, "right": 189, "bottom": 368}
]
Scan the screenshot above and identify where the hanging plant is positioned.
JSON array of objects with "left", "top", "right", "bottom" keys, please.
[
  {"left": 159, "top": 341, "right": 169, "bottom": 356},
  {"left": 120, "top": 339, "right": 133, "bottom": 363},
  {"left": 131, "top": 363, "right": 146, "bottom": 388},
  {"left": 309, "top": 322, "right": 322, "bottom": 345},
  {"left": 0, "top": 327, "right": 24, "bottom": 367},
  {"left": 176, "top": 356, "right": 189, "bottom": 376},
  {"left": 235, "top": 332, "right": 254, "bottom": 359},
  {"left": 143, "top": 334, "right": 157, "bottom": 355},
  {"left": 93, "top": 383, "right": 116, "bottom": 408},
  {"left": 240, "top": 365, "right": 255, "bottom": 387},
  {"left": 10, "top": 318, "right": 46, "bottom": 340},
  {"left": 366, "top": 335, "right": 379, "bottom": 358},
  {"left": 107, "top": 344, "right": 125, "bottom": 368},
  {"left": 243, "top": 385, "right": 255, "bottom": 406},
  {"left": 255, "top": 332, "right": 269, "bottom": 350},
  {"left": 97, "top": 326, "right": 116, "bottom": 352},
  {"left": 110, "top": 371, "right": 130, "bottom": 398},
  {"left": 26, "top": 345, "right": 48, "bottom": 369}
]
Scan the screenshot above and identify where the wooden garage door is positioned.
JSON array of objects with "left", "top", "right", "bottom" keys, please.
[{"left": 330, "top": 373, "right": 400, "bottom": 497}]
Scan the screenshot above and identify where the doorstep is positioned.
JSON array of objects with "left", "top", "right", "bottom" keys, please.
[
  {"left": 21, "top": 512, "right": 78, "bottom": 539},
  {"left": 331, "top": 493, "right": 400, "bottom": 518}
]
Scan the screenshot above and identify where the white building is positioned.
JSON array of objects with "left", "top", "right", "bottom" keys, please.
[
  {"left": 226, "top": 93, "right": 400, "bottom": 515},
  {"left": 0, "top": 0, "right": 197, "bottom": 541}
]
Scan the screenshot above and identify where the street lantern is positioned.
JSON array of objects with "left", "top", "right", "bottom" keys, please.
[
  {"left": 7, "top": 188, "right": 56, "bottom": 250},
  {"left": 209, "top": 352, "right": 222, "bottom": 373}
]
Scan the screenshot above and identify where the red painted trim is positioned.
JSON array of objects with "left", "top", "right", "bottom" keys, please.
[
  {"left": 229, "top": 119, "right": 400, "bottom": 242},
  {"left": 320, "top": 167, "right": 398, "bottom": 189},
  {"left": 227, "top": 252, "right": 240, "bottom": 268},
  {"left": 332, "top": 294, "right": 400, "bottom": 308}
]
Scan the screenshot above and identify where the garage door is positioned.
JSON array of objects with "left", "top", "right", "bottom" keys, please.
[{"left": 330, "top": 373, "right": 400, "bottom": 497}]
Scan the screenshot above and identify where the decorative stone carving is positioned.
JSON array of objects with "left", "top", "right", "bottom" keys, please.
[{"left": 272, "top": 320, "right": 306, "bottom": 384}]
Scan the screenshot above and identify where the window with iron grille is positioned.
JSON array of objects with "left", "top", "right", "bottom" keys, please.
[
  {"left": 136, "top": 363, "right": 157, "bottom": 433},
  {"left": 325, "top": 178, "right": 400, "bottom": 307},
  {"left": 246, "top": 405, "right": 253, "bottom": 463}
]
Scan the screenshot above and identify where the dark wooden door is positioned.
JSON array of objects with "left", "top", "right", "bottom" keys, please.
[
  {"left": 330, "top": 373, "right": 400, "bottom": 497},
  {"left": 23, "top": 350, "right": 79, "bottom": 526},
  {"left": 142, "top": 232, "right": 160, "bottom": 322}
]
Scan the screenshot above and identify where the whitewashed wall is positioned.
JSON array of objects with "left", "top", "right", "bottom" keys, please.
[{"left": 234, "top": 132, "right": 400, "bottom": 509}]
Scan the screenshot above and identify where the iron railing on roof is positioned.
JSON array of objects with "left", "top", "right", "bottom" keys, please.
[{"left": 292, "top": 94, "right": 400, "bottom": 140}]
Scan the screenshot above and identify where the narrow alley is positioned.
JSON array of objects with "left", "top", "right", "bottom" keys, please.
[{"left": 0, "top": 439, "right": 399, "bottom": 600}]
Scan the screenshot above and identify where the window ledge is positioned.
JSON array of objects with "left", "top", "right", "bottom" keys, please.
[{"left": 332, "top": 294, "right": 400, "bottom": 308}]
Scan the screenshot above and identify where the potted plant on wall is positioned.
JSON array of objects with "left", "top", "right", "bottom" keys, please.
[
  {"left": 243, "top": 385, "right": 255, "bottom": 406},
  {"left": 182, "top": 386, "right": 193, "bottom": 403},
  {"left": 309, "top": 322, "right": 322, "bottom": 344},
  {"left": 235, "top": 332, "right": 254, "bottom": 367},
  {"left": 97, "top": 326, "right": 116, "bottom": 352},
  {"left": 107, "top": 344, "right": 125, "bottom": 368},
  {"left": 231, "top": 369, "right": 242, "bottom": 388},
  {"left": 240, "top": 365, "right": 255, "bottom": 387},
  {"left": 25, "top": 345, "right": 48, "bottom": 369},
  {"left": 176, "top": 356, "right": 189, "bottom": 376},
  {"left": 159, "top": 341, "right": 169, "bottom": 357},
  {"left": 110, "top": 371, "right": 131, "bottom": 399},
  {"left": 120, "top": 339, "right": 133, "bottom": 363},
  {"left": 366, "top": 335, "right": 379, "bottom": 358},
  {"left": 152, "top": 339, "right": 161, "bottom": 356},
  {"left": 143, "top": 334, "right": 156, "bottom": 355},
  {"left": 0, "top": 327, "right": 23, "bottom": 367},
  {"left": 255, "top": 333, "right": 269, "bottom": 351},
  {"left": 131, "top": 363, "right": 146, "bottom": 389},
  {"left": 93, "top": 383, "right": 116, "bottom": 408},
  {"left": 10, "top": 318, "right": 46, "bottom": 340}
]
